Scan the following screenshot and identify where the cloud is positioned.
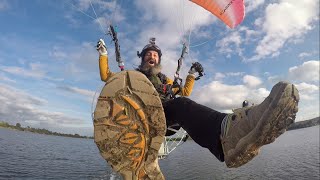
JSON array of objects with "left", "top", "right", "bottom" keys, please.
[
  {"left": 59, "top": 86, "right": 95, "bottom": 97},
  {"left": 0, "top": 83, "right": 47, "bottom": 106},
  {"left": 0, "top": 34, "right": 99, "bottom": 83},
  {"left": 288, "top": 61, "right": 320, "bottom": 120},
  {"left": 246, "top": 0, "right": 265, "bottom": 13},
  {"left": 0, "top": 83, "right": 92, "bottom": 135},
  {"left": 0, "top": 0, "right": 9, "bottom": 11},
  {"left": 265, "top": 61, "right": 320, "bottom": 121},
  {"left": 214, "top": 72, "right": 226, "bottom": 80},
  {"left": 67, "top": 0, "right": 124, "bottom": 28},
  {"left": 76, "top": 0, "right": 116, "bottom": 11},
  {"left": 47, "top": 41, "right": 103, "bottom": 81},
  {"left": 288, "top": 60, "right": 320, "bottom": 82},
  {"left": 227, "top": 72, "right": 245, "bottom": 76},
  {"left": 215, "top": 27, "right": 261, "bottom": 59},
  {"left": 294, "top": 82, "right": 320, "bottom": 121},
  {"left": 192, "top": 81, "right": 269, "bottom": 111},
  {"left": 0, "top": 73, "right": 15, "bottom": 83},
  {"left": 193, "top": 77, "right": 319, "bottom": 122},
  {"left": 0, "top": 63, "right": 47, "bottom": 79},
  {"left": 131, "top": 0, "right": 219, "bottom": 77},
  {"left": 249, "top": 0, "right": 319, "bottom": 61},
  {"left": 134, "top": 0, "right": 215, "bottom": 47},
  {"left": 243, "top": 75, "right": 262, "bottom": 88},
  {"left": 216, "top": 31, "right": 243, "bottom": 58},
  {"left": 295, "top": 82, "right": 319, "bottom": 100},
  {"left": 49, "top": 46, "right": 68, "bottom": 60},
  {"left": 214, "top": 71, "right": 245, "bottom": 80},
  {"left": 58, "top": 85, "right": 95, "bottom": 102},
  {"left": 267, "top": 60, "right": 320, "bottom": 84},
  {"left": 298, "top": 52, "right": 312, "bottom": 59}
]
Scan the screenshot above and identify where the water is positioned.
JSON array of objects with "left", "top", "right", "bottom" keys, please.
[{"left": 0, "top": 126, "right": 319, "bottom": 180}]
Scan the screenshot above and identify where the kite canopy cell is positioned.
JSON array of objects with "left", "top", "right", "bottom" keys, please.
[{"left": 190, "top": 0, "right": 245, "bottom": 28}]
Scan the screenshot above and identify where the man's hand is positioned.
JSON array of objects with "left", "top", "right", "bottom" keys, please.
[
  {"left": 188, "top": 62, "right": 204, "bottom": 76},
  {"left": 96, "top": 39, "right": 108, "bottom": 56}
]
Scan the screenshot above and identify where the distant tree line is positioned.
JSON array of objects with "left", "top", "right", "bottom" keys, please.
[
  {"left": 1, "top": 116, "right": 319, "bottom": 139},
  {"left": 0, "top": 121, "right": 93, "bottom": 139},
  {"left": 287, "top": 117, "right": 320, "bottom": 131}
]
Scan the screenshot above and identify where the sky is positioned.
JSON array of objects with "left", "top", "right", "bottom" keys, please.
[{"left": 0, "top": 0, "right": 319, "bottom": 136}]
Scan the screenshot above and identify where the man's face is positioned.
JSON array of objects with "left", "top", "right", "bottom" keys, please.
[{"left": 143, "top": 50, "right": 159, "bottom": 67}]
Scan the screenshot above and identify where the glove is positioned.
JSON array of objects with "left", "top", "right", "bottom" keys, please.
[
  {"left": 188, "top": 62, "right": 204, "bottom": 76},
  {"left": 96, "top": 39, "right": 108, "bottom": 56}
]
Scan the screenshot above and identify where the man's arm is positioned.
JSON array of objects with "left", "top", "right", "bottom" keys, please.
[
  {"left": 166, "top": 62, "right": 203, "bottom": 96},
  {"left": 99, "top": 55, "right": 114, "bottom": 82},
  {"left": 97, "top": 39, "right": 114, "bottom": 82},
  {"left": 166, "top": 74, "right": 195, "bottom": 97}
]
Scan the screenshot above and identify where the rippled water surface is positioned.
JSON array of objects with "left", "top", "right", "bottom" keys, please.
[{"left": 0, "top": 126, "right": 319, "bottom": 180}]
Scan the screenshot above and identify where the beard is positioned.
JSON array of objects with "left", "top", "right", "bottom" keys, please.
[{"left": 138, "top": 61, "right": 162, "bottom": 76}]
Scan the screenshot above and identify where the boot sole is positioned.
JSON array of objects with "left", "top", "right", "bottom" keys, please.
[
  {"left": 227, "top": 82, "right": 299, "bottom": 168},
  {"left": 93, "top": 70, "right": 166, "bottom": 179}
]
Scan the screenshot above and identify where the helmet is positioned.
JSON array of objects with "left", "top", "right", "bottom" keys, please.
[
  {"left": 137, "top": 37, "right": 162, "bottom": 60},
  {"left": 242, "top": 100, "right": 249, "bottom": 107}
]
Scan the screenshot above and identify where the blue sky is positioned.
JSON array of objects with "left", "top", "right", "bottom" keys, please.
[{"left": 0, "top": 0, "right": 319, "bottom": 136}]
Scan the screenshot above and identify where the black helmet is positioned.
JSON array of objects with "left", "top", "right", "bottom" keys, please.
[
  {"left": 242, "top": 100, "right": 249, "bottom": 107},
  {"left": 137, "top": 37, "right": 162, "bottom": 61}
]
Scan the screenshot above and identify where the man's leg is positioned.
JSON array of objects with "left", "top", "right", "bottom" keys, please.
[
  {"left": 163, "top": 82, "right": 299, "bottom": 169},
  {"left": 163, "top": 97, "right": 227, "bottom": 162}
]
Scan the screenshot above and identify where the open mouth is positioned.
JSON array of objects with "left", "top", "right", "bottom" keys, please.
[{"left": 148, "top": 60, "right": 155, "bottom": 65}]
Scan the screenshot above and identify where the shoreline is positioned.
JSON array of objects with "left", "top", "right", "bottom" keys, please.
[{"left": 1, "top": 116, "right": 319, "bottom": 139}]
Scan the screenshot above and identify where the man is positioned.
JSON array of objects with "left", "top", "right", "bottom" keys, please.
[{"left": 95, "top": 38, "right": 299, "bottom": 180}]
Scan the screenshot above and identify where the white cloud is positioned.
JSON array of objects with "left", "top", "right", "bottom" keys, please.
[
  {"left": 0, "top": 0, "right": 9, "bottom": 11},
  {"left": 0, "top": 74, "right": 15, "bottom": 83},
  {"left": 214, "top": 72, "right": 226, "bottom": 80},
  {"left": 77, "top": 0, "right": 115, "bottom": 11},
  {"left": 265, "top": 62, "right": 320, "bottom": 121},
  {"left": 0, "top": 83, "right": 47, "bottom": 106},
  {"left": 298, "top": 52, "right": 312, "bottom": 59},
  {"left": 249, "top": 0, "right": 319, "bottom": 61},
  {"left": 66, "top": 0, "right": 123, "bottom": 30},
  {"left": 295, "top": 82, "right": 319, "bottom": 100},
  {"left": 243, "top": 75, "right": 262, "bottom": 88},
  {"left": 131, "top": 0, "right": 220, "bottom": 78},
  {"left": 226, "top": 72, "right": 245, "bottom": 76},
  {"left": 246, "top": 0, "right": 265, "bottom": 13},
  {"left": 192, "top": 78, "right": 319, "bottom": 122},
  {"left": 214, "top": 71, "right": 245, "bottom": 81},
  {"left": 134, "top": 0, "right": 215, "bottom": 47},
  {"left": 295, "top": 99, "right": 320, "bottom": 121},
  {"left": 0, "top": 63, "right": 47, "bottom": 79},
  {"left": 288, "top": 60, "right": 320, "bottom": 82},
  {"left": 268, "top": 75, "right": 283, "bottom": 84},
  {"left": 216, "top": 31, "right": 243, "bottom": 57},
  {"left": 296, "top": 82, "right": 319, "bottom": 93},
  {"left": 49, "top": 46, "right": 67, "bottom": 60},
  {"left": 192, "top": 81, "right": 269, "bottom": 111},
  {"left": 58, "top": 85, "right": 95, "bottom": 101},
  {"left": 0, "top": 83, "right": 92, "bottom": 135},
  {"left": 135, "top": 0, "right": 214, "bottom": 29},
  {"left": 294, "top": 82, "right": 320, "bottom": 121},
  {"left": 239, "top": 26, "right": 261, "bottom": 42},
  {"left": 48, "top": 41, "right": 103, "bottom": 81}
]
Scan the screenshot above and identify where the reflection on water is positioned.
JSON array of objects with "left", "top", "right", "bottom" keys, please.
[{"left": 0, "top": 126, "right": 319, "bottom": 180}]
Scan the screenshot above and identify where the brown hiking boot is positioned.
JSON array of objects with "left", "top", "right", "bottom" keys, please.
[
  {"left": 221, "top": 81, "right": 299, "bottom": 168},
  {"left": 93, "top": 70, "right": 166, "bottom": 180}
]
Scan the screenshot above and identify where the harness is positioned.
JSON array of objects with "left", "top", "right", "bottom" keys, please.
[{"left": 137, "top": 70, "right": 171, "bottom": 102}]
